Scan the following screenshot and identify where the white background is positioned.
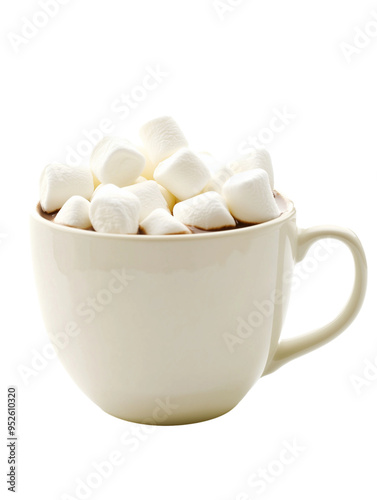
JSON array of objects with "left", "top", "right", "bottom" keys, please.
[{"left": 1, "top": 0, "right": 376, "bottom": 498}]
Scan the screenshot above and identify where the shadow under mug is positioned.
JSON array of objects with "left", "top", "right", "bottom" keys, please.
[{"left": 30, "top": 198, "right": 367, "bottom": 425}]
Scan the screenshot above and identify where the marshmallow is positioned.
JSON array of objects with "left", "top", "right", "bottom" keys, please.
[
  {"left": 90, "top": 137, "right": 145, "bottom": 187},
  {"left": 89, "top": 187, "right": 140, "bottom": 234},
  {"left": 157, "top": 184, "right": 176, "bottom": 211},
  {"left": 140, "top": 208, "right": 191, "bottom": 235},
  {"left": 139, "top": 116, "right": 188, "bottom": 166},
  {"left": 173, "top": 191, "right": 235, "bottom": 230},
  {"left": 202, "top": 166, "right": 233, "bottom": 194},
  {"left": 91, "top": 183, "right": 120, "bottom": 201},
  {"left": 229, "top": 149, "right": 274, "bottom": 189},
  {"left": 123, "top": 180, "right": 169, "bottom": 221},
  {"left": 223, "top": 169, "right": 280, "bottom": 224},
  {"left": 154, "top": 148, "right": 211, "bottom": 201},
  {"left": 54, "top": 196, "right": 91, "bottom": 229},
  {"left": 40, "top": 163, "right": 94, "bottom": 213}
]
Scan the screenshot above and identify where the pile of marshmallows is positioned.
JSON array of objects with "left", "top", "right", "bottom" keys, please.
[{"left": 39, "top": 116, "right": 281, "bottom": 235}]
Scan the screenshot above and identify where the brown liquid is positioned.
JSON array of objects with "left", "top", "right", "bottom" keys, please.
[
  {"left": 186, "top": 220, "right": 255, "bottom": 234},
  {"left": 37, "top": 191, "right": 290, "bottom": 234}
]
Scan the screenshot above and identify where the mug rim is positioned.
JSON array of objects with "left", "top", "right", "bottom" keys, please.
[{"left": 30, "top": 193, "right": 296, "bottom": 242}]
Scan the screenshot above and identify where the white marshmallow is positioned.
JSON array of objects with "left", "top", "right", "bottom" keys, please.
[
  {"left": 90, "top": 137, "right": 145, "bottom": 187},
  {"left": 54, "top": 196, "right": 91, "bottom": 229},
  {"left": 139, "top": 116, "right": 188, "bottom": 166},
  {"left": 173, "top": 191, "right": 235, "bottom": 230},
  {"left": 40, "top": 163, "right": 94, "bottom": 213},
  {"left": 140, "top": 209, "right": 191, "bottom": 235},
  {"left": 89, "top": 187, "right": 140, "bottom": 234},
  {"left": 229, "top": 149, "right": 274, "bottom": 189},
  {"left": 154, "top": 148, "right": 211, "bottom": 201},
  {"left": 123, "top": 180, "right": 169, "bottom": 221},
  {"left": 223, "top": 169, "right": 280, "bottom": 224},
  {"left": 157, "top": 184, "right": 176, "bottom": 211},
  {"left": 202, "top": 166, "right": 233, "bottom": 194},
  {"left": 90, "top": 183, "right": 120, "bottom": 201}
]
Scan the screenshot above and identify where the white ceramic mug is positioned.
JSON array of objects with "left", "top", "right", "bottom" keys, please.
[{"left": 30, "top": 197, "right": 367, "bottom": 425}]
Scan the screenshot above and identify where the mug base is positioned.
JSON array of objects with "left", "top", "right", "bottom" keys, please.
[
  {"left": 92, "top": 385, "right": 250, "bottom": 426},
  {"left": 101, "top": 405, "right": 236, "bottom": 426}
]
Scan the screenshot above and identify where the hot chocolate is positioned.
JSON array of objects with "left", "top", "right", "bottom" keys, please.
[
  {"left": 37, "top": 115, "right": 286, "bottom": 235},
  {"left": 37, "top": 191, "right": 289, "bottom": 234}
]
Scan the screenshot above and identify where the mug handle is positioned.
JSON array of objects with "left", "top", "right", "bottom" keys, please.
[{"left": 263, "top": 225, "right": 367, "bottom": 376}]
